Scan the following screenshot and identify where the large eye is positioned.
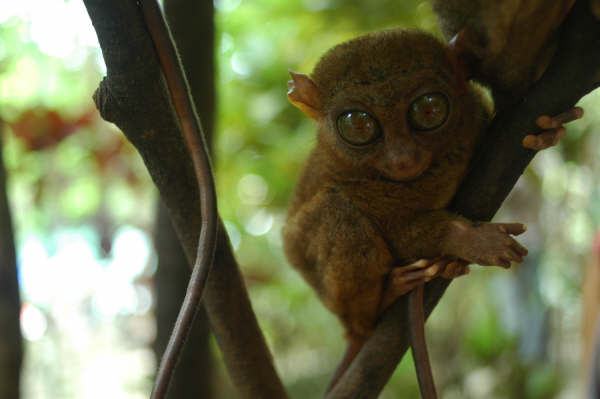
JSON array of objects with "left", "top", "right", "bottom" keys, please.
[
  {"left": 408, "top": 93, "right": 449, "bottom": 131},
  {"left": 336, "top": 111, "right": 381, "bottom": 146}
]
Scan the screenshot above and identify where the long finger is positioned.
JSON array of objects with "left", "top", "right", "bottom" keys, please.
[
  {"left": 398, "top": 259, "right": 434, "bottom": 273},
  {"left": 398, "top": 258, "right": 448, "bottom": 273},
  {"left": 536, "top": 107, "right": 584, "bottom": 129},
  {"left": 498, "top": 223, "right": 527, "bottom": 236},
  {"left": 492, "top": 256, "right": 511, "bottom": 269},
  {"left": 502, "top": 247, "right": 523, "bottom": 264},
  {"left": 505, "top": 237, "right": 528, "bottom": 257},
  {"left": 522, "top": 128, "right": 566, "bottom": 150},
  {"left": 396, "top": 265, "right": 441, "bottom": 282},
  {"left": 441, "top": 262, "right": 470, "bottom": 279}
]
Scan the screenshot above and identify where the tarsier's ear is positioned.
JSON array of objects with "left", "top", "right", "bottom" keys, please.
[
  {"left": 592, "top": 0, "right": 600, "bottom": 20},
  {"left": 447, "top": 28, "right": 483, "bottom": 83},
  {"left": 287, "top": 70, "right": 323, "bottom": 120}
]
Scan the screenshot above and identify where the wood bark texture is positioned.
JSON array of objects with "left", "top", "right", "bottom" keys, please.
[{"left": 83, "top": 0, "right": 288, "bottom": 397}]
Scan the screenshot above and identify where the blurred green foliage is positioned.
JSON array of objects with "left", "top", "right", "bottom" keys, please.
[{"left": 2, "top": 0, "right": 600, "bottom": 398}]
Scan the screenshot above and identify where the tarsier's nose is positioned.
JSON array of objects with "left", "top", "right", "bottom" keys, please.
[{"left": 376, "top": 136, "right": 433, "bottom": 181}]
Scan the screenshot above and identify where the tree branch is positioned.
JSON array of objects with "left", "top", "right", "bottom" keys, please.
[
  {"left": 0, "top": 123, "right": 23, "bottom": 399},
  {"left": 326, "top": 1, "right": 600, "bottom": 397},
  {"left": 152, "top": 0, "right": 215, "bottom": 397},
  {"left": 82, "top": 1, "right": 288, "bottom": 398}
]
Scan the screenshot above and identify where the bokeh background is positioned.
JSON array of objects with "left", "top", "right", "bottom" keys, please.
[{"left": 1, "top": 0, "right": 600, "bottom": 398}]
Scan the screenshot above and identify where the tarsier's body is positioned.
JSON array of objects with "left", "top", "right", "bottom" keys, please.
[{"left": 283, "top": 28, "right": 578, "bottom": 395}]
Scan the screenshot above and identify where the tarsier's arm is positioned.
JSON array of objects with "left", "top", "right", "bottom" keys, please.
[{"left": 379, "top": 210, "right": 527, "bottom": 309}]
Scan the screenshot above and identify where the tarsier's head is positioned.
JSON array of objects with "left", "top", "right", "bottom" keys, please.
[{"left": 288, "top": 29, "right": 472, "bottom": 181}]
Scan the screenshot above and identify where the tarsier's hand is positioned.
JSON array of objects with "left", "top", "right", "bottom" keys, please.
[
  {"left": 399, "top": 257, "right": 471, "bottom": 280},
  {"left": 378, "top": 257, "right": 469, "bottom": 313},
  {"left": 387, "top": 260, "right": 440, "bottom": 295},
  {"left": 438, "top": 258, "right": 470, "bottom": 279},
  {"left": 379, "top": 260, "right": 440, "bottom": 313},
  {"left": 522, "top": 107, "right": 583, "bottom": 150},
  {"left": 450, "top": 221, "right": 528, "bottom": 268}
]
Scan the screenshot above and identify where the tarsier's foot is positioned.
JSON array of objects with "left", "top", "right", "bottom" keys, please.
[
  {"left": 522, "top": 107, "right": 584, "bottom": 150},
  {"left": 450, "top": 221, "right": 528, "bottom": 268}
]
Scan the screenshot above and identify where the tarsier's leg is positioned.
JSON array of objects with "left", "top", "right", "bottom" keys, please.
[
  {"left": 379, "top": 258, "right": 468, "bottom": 313},
  {"left": 522, "top": 107, "right": 584, "bottom": 150}
]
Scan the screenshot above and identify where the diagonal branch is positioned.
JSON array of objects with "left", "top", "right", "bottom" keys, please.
[
  {"left": 82, "top": 1, "right": 288, "bottom": 398},
  {"left": 326, "top": 1, "right": 600, "bottom": 398}
]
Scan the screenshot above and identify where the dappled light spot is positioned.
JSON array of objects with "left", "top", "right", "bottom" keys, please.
[
  {"left": 238, "top": 173, "right": 269, "bottom": 205},
  {"left": 21, "top": 303, "right": 47, "bottom": 341},
  {"left": 245, "top": 208, "right": 274, "bottom": 236}
]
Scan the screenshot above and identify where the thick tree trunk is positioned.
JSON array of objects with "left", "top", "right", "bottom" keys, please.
[
  {"left": 0, "top": 124, "right": 23, "bottom": 399},
  {"left": 153, "top": 0, "right": 216, "bottom": 397}
]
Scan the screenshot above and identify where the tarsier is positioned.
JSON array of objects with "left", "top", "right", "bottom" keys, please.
[
  {"left": 430, "top": 0, "right": 588, "bottom": 149},
  {"left": 283, "top": 28, "right": 582, "bottom": 397},
  {"left": 430, "top": 0, "right": 578, "bottom": 108},
  {"left": 430, "top": 0, "right": 599, "bottom": 110}
]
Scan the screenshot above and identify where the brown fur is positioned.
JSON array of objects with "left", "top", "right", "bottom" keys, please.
[{"left": 283, "top": 29, "right": 527, "bottom": 348}]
